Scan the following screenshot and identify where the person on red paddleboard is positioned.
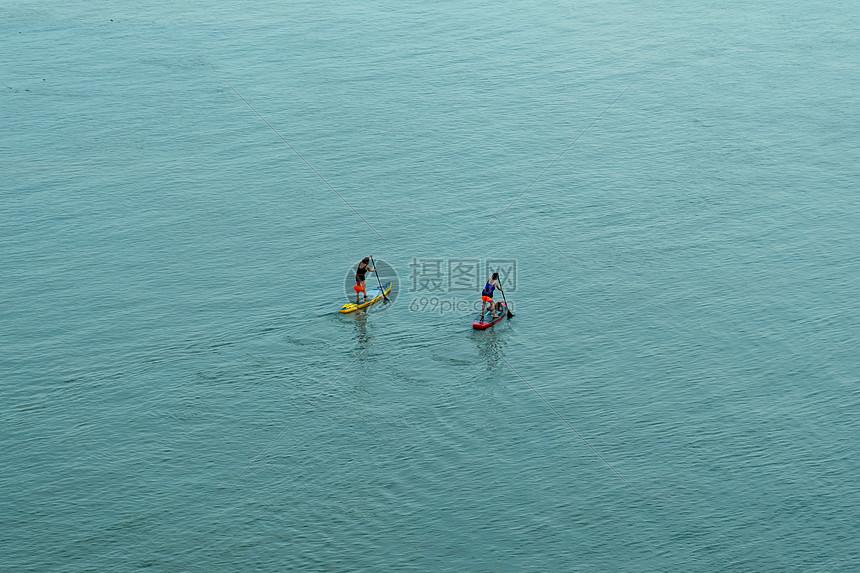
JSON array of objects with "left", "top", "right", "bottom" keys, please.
[
  {"left": 480, "top": 272, "right": 503, "bottom": 321},
  {"left": 354, "top": 256, "right": 376, "bottom": 303}
]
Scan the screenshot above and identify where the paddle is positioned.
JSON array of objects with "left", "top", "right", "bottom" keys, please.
[
  {"left": 369, "top": 256, "right": 390, "bottom": 302},
  {"left": 497, "top": 276, "right": 514, "bottom": 319}
]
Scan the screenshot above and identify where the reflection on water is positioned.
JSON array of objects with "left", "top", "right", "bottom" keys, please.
[
  {"left": 351, "top": 311, "right": 371, "bottom": 345},
  {"left": 473, "top": 327, "right": 506, "bottom": 372}
]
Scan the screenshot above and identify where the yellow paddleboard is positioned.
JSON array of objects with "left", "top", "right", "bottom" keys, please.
[{"left": 340, "top": 281, "right": 392, "bottom": 313}]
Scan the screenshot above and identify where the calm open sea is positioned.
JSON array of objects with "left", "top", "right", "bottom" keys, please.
[{"left": 2, "top": 1, "right": 858, "bottom": 571}]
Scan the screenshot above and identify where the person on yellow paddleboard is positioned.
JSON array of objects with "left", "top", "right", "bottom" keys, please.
[
  {"left": 354, "top": 256, "right": 376, "bottom": 303},
  {"left": 480, "top": 272, "right": 503, "bottom": 320}
]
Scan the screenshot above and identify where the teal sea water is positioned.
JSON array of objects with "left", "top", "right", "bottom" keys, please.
[{"left": 2, "top": 1, "right": 858, "bottom": 570}]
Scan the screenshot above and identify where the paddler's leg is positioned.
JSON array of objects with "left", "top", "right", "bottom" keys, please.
[{"left": 360, "top": 279, "right": 367, "bottom": 301}]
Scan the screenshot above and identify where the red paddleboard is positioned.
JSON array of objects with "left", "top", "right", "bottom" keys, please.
[{"left": 473, "top": 302, "right": 508, "bottom": 329}]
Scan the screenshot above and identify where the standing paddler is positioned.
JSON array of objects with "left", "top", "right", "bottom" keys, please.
[
  {"left": 354, "top": 256, "right": 376, "bottom": 303},
  {"left": 480, "top": 272, "right": 503, "bottom": 321}
]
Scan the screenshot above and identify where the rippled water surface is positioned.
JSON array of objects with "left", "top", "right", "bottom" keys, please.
[{"left": 2, "top": 1, "right": 858, "bottom": 571}]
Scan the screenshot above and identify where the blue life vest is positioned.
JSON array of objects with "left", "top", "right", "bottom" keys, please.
[{"left": 482, "top": 280, "right": 495, "bottom": 297}]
